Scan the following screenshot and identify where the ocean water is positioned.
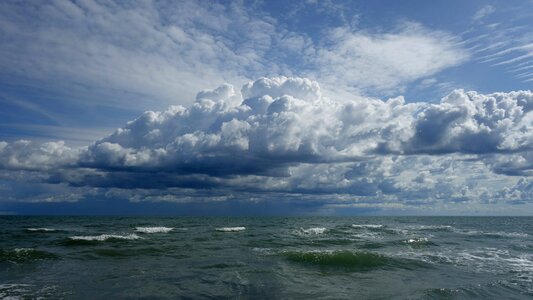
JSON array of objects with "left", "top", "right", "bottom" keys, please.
[{"left": 0, "top": 216, "right": 532, "bottom": 299}]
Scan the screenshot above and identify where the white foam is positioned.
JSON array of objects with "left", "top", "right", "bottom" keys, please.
[
  {"left": 252, "top": 247, "right": 274, "bottom": 255},
  {"left": 406, "top": 237, "right": 429, "bottom": 244},
  {"left": 0, "top": 283, "right": 32, "bottom": 298},
  {"left": 352, "top": 224, "right": 383, "bottom": 229},
  {"left": 485, "top": 231, "right": 529, "bottom": 238},
  {"left": 415, "top": 225, "right": 454, "bottom": 230},
  {"left": 215, "top": 227, "right": 246, "bottom": 232},
  {"left": 69, "top": 234, "right": 142, "bottom": 241},
  {"left": 26, "top": 228, "right": 56, "bottom": 232},
  {"left": 298, "top": 227, "right": 327, "bottom": 235},
  {"left": 13, "top": 248, "right": 34, "bottom": 253},
  {"left": 454, "top": 229, "right": 528, "bottom": 238},
  {"left": 135, "top": 226, "right": 173, "bottom": 233}
]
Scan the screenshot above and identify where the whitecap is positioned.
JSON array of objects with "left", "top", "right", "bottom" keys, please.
[
  {"left": 415, "top": 225, "right": 454, "bottom": 231},
  {"left": 352, "top": 224, "right": 383, "bottom": 229},
  {"left": 215, "top": 227, "right": 246, "bottom": 232},
  {"left": 69, "top": 234, "right": 142, "bottom": 241},
  {"left": 454, "top": 229, "right": 528, "bottom": 238},
  {"left": 252, "top": 247, "right": 274, "bottom": 255},
  {"left": 298, "top": 227, "right": 327, "bottom": 235},
  {"left": 405, "top": 237, "right": 429, "bottom": 244},
  {"left": 135, "top": 226, "right": 173, "bottom": 234},
  {"left": 26, "top": 228, "right": 57, "bottom": 232}
]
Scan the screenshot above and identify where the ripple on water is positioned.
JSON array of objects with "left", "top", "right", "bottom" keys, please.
[{"left": 0, "top": 248, "right": 59, "bottom": 263}]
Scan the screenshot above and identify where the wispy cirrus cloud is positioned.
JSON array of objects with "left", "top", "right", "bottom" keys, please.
[{"left": 466, "top": 2, "right": 533, "bottom": 83}]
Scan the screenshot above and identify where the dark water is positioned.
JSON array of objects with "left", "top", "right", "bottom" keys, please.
[{"left": 0, "top": 216, "right": 532, "bottom": 299}]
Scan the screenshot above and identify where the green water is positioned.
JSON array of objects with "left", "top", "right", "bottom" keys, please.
[{"left": 0, "top": 216, "right": 532, "bottom": 299}]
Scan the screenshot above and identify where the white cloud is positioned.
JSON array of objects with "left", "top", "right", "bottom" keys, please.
[
  {"left": 0, "top": 140, "right": 79, "bottom": 170},
  {"left": 0, "top": 1, "right": 469, "bottom": 113},
  {"left": 2, "top": 77, "right": 532, "bottom": 175},
  {"left": 0, "top": 77, "right": 530, "bottom": 210},
  {"left": 0, "top": 0, "right": 283, "bottom": 110},
  {"left": 472, "top": 5, "right": 496, "bottom": 22},
  {"left": 311, "top": 23, "right": 469, "bottom": 95}
]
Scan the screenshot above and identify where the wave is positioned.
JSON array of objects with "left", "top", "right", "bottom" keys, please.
[
  {"left": 297, "top": 227, "right": 327, "bottom": 235},
  {"left": 354, "top": 232, "right": 385, "bottom": 240},
  {"left": 281, "top": 250, "right": 428, "bottom": 270},
  {"left": 199, "top": 262, "right": 246, "bottom": 269},
  {"left": 482, "top": 231, "right": 529, "bottom": 238},
  {"left": 412, "top": 225, "right": 454, "bottom": 231},
  {"left": 26, "top": 228, "right": 58, "bottom": 232},
  {"left": 352, "top": 224, "right": 383, "bottom": 229},
  {"left": 63, "top": 234, "right": 142, "bottom": 245},
  {"left": 93, "top": 247, "right": 165, "bottom": 257},
  {"left": 0, "top": 248, "right": 58, "bottom": 262},
  {"left": 405, "top": 237, "right": 434, "bottom": 247},
  {"left": 135, "top": 226, "right": 173, "bottom": 234},
  {"left": 70, "top": 234, "right": 141, "bottom": 241},
  {"left": 215, "top": 227, "right": 246, "bottom": 232},
  {"left": 454, "top": 229, "right": 528, "bottom": 238}
]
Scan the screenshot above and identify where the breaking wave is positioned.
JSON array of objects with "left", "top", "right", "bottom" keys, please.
[
  {"left": 70, "top": 234, "right": 141, "bottom": 241},
  {"left": 405, "top": 237, "right": 434, "bottom": 247},
  {"left": 296, "top": 227, "right": 327, "bottom": 235},
  {"left": 135, "top": 227, "right": 173, "bottom": 234},
  {"left": 63, "top": 234, "right": 142, "bottom": 245},
  {"left": 351, "top": 224, "right": 383, "bottom": 229},
  {"left": 215, "top": 227, "right": 246, "bottom": 232}
]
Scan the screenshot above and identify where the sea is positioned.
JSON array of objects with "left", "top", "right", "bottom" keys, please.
[{"left": 0, "top": 216, "right": 532, "bottom": 299}]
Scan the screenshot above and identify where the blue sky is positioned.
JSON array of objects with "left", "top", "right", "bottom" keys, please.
[{"left": 0, "top": 0, "right": 532, "bottom": 215}]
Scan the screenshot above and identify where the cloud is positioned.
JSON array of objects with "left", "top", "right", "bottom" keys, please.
[
  {"left": 0, "top": 1, "right": 468, "bottom": 114},
  {"left": 312, "top": 23, "right": 469, "bottom": 95},
  {"left": 0, "top": 0, "right": 285, "bottom": 109},
  {"left": 0, "top": 77, "right": 531, "bottom": 212},
  {"left": 467, "top": 2, "right": 533, "bottom": 84},
  {"left": 86, "top": 78, "right": 532, "bottom": 175},
  {"left": 0, "top": 140, "right": 78, "bottom": 171},
  {"left": 472, "top": 5, "right": 495, "bottom": 22},
  {"left": 399, "top": 89, "right": 533, "bottom": 154}
]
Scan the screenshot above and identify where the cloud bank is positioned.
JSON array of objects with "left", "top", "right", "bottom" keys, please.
[{"left": 0, "top": 77, "right": 531, "bottom": 212}]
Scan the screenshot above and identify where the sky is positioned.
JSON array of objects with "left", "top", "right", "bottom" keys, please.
[{"left": 0, "top": 0, "right": 532, "bottom": 215}]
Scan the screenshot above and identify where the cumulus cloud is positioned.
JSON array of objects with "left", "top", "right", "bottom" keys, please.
[
  {"left": 73, "top": 77, "right": 532, "bottom": 177},
  {"left": 399, "top": 89, "right": 533, "bottom": 154},
  {"left": 0, "top": 140, "right": 79, "bottom": 170},
  {"left": 0, "top": 77, "right": 531, "bottom": 210}
]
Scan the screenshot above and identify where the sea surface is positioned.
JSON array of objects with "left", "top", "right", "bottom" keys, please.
[{"left": 0, "top": 216, "right": 532, "bottom": 299}]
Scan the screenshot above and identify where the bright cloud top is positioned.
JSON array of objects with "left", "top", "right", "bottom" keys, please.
[{"left": 82, "top": 78, "right": 532, "bottom": 175}]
